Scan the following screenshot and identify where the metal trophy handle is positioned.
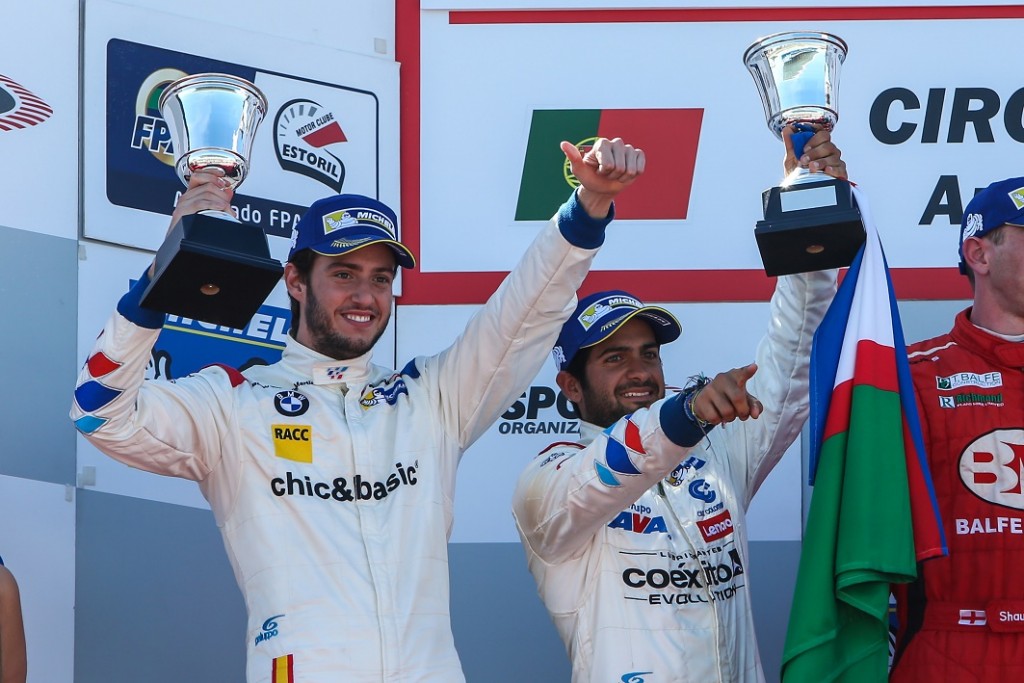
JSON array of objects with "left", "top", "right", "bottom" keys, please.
[
  {"left": 743, "top": 32, "right": 865, "bottom": 276},
  {"left": 139, "top": 73, "right": 284, "bottom": 328}
]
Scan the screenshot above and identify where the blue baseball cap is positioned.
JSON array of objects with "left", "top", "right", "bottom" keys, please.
[
  {"left": 959, "top": 177, "right": 1024, "bottom": 273},
  {"left": 552, "top": 290, "right": 682, "bottom": 371},
  {"left": 288, "top": 194, "right": 416, "bottom": 268}
]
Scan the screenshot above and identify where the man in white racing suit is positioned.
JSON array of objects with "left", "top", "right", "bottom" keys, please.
[
  {"left": 70, "top": 138, "right": 644, "bottom": 682},
  {"left": 512, "top": 129, "right": 843, "bottom": 683}
]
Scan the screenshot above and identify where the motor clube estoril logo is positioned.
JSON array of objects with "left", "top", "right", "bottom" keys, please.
[
  {"left": 130, "top": 68, "right": 187, "bottom": 166},
  {"left": 274, "top": 98, "right": 348, "bottom": 192}
]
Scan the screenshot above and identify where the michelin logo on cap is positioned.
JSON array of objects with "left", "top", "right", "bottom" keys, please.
[
  {"left": 1010, "top": 187, "right": 1024, "bottom": 210},
  {"left": 577, "top": 295, "right": 644, "bottom": 331},
  {"left": 323, "top": 207, "right": 396, "bottom": 237},
  {"left": 323, "top": 210, "right": 360, "bottom": 235}
]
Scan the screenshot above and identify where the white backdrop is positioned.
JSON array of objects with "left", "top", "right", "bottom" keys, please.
[{"left": 417, "top": 8, "right": 1024, "bottom": 274}]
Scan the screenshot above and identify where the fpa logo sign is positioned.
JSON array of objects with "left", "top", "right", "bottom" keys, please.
[{"left": 103, "top": 38, "right": 381, "bottom": 242}]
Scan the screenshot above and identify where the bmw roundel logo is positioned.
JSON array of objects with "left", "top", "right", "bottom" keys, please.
[{"left": 274, "top": 390, "right": 310, "bottom": 417}]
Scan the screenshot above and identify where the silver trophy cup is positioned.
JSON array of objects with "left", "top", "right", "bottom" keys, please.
[
  {"left": 140, "top": 73, "right": 283, "bottom": 328},
  {"left": 743, "top": 32, "right": 864, "bottom": 275}
]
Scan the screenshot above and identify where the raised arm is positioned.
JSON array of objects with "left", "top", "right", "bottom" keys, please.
[
  {"left": 70, "top": 172, "right": 237, "bottom": 481},
  {"left": 427, "top": 139, "right": 646, "bottom": 450}
]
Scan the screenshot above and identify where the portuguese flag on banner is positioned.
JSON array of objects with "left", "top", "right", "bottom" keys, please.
[
  {"left": 781, "top": 187, "right": 946, "bottom": 683},
  {"left": 515, "top": 108, "right": 703, "bottom": 221}
]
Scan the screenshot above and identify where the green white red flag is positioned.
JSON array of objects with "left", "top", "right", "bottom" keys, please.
[{"left": 782, "top": 186, "right": 946, "bottom": 683}]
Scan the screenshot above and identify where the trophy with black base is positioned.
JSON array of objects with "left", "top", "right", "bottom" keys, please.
[
  {"left": 744, "top": 32, "right": 865, "bottom": 276},
  {"left": 140, "top": 73, "right": 283, "bottom": 328}
]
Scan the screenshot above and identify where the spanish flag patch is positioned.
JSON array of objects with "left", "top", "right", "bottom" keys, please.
[{"left": 272, "top": 654, "right": 294, "bottom": 683}]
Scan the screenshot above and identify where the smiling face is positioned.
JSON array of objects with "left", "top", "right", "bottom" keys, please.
[
  {"left": 284, "top": 244, "right": 396, "bottom": 360},
  {"left": 557, "top": 317, "right": 667, "bottom": 428}
]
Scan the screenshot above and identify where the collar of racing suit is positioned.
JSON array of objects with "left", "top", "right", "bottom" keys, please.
[
  {"left": 577, "top": 419, "right": 604, "bottom": 446},
  {"left": 955, "top": 307, "right": 1024, "bottom": 369},
  {"left": 277, "top": 333, "right": 375, "bottom": 389}
]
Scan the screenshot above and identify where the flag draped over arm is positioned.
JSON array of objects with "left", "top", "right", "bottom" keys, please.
[{"left": 781, "top": 186, "right": 947, "bottom": 683}]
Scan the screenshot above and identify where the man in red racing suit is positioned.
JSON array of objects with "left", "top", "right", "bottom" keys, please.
[{"left": 891, "top": 177, "right": 1024, "bottom": 681}]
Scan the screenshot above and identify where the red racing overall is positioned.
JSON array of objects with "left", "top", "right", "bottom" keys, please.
[{"left": 892, "top": 309, "right": 1024, "bottom": 681}]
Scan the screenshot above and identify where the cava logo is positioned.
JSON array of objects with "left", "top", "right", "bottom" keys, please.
[
  {"left": 274, "top": 98, "right": 347, "bottom": 191},
  {"left": 0, "top": 74, "right": 53, "bottom": 131},
  {"left": 129, "top": 68, "right": 187, "bottom": 166}
]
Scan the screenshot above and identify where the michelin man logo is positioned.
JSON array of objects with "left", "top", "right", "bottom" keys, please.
[
  {"left": 1010, "top": 187, "right": 1024, "bottom": 210},
  {"left": 552, "top": 345, "right": 567, "bottom": 368},
  {"left": 962, "top": 213, "right": 984, "bottom": 242},
  {"left": 324, "top": 210, "right": 360, "bottom": 235}
]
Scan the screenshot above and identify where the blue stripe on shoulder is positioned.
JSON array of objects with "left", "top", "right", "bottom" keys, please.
[{"left": 400, "top": 358, "right": 421, "bottom": 379}]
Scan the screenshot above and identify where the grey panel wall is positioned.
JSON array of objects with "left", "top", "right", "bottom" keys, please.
[
  {"left": 450, "top": 542, "right": 572, "bottom": 682},
  {"left": 0, "top": 225, "right": 78, "bottom": 485},
  {"left": 75, "top": 490, "right": 246, "bottom": 683},
  {"left": 73, "top": 496, "right": 800, "bottom": 683}
]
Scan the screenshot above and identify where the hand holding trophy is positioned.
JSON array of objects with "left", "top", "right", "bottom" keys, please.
[
  {"left": 744, "top": 32, "right": 865, "bottom": 276},
  {"left": 140, "top": 73, "right": 284, "bottom": 328}
]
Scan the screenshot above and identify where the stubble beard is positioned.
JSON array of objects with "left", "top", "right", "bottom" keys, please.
[
  {"left": 579, "top": 379, "right": 664, "bottom": 428},
  {"left": 304, "top": 285, "right": 389, "bottom": 360}
]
